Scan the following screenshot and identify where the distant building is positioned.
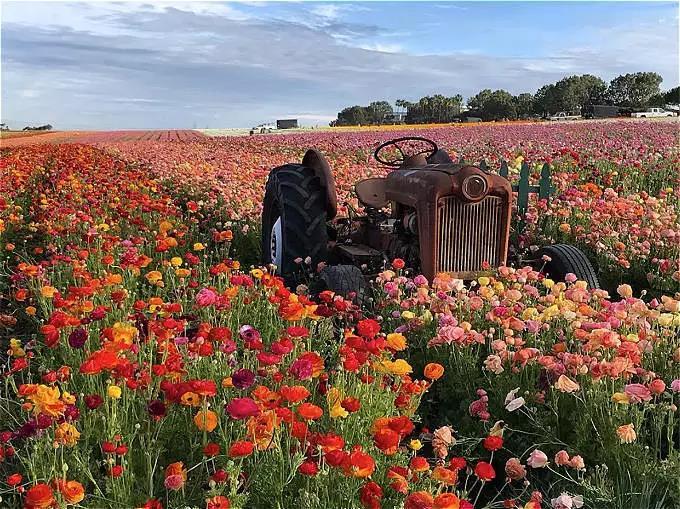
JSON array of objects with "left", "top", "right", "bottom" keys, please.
[{"left": 277, "top": 119, "right": 299, "bottom": 129}]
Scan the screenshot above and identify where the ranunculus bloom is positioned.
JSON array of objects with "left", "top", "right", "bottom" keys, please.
[
  {"left": 54, "top": 479, "right": 85, "bottom": 504},
  {"left": 505, "top": 457, "right": 527, "bottom": 480},
  {"left": 554, "top": 450, "right": 571, "bottom": 466},
  {"left": 231, "top": 368, "right": 256, "bottom": 389},
  {"left": 228, "top": 440, "right": 254, "bottom": 458},
  {"left": 405, "top": 491, "right": 435, "bottom": 509},
  {"left": 624, "top": 383, "right": 652, "bottom": 403},
  {"left": 195, "top": 288, "right": 218, "bottom": 307},
  {"left": 298, "top": 460, "right": 319, "bottom": 476},
  {"left": 424, "top": 362, "right": 445, "bottom": 380},
  {"left": 359, "top": 481, "right": 383, "bottom": 509},
  {"left": 617, "top": 423, "right": 636, "bottom": 444},
  {"left": 226, "top": 398, "right": 260, "bottom": 420},
  {"left": 648, "top": 379, "right": 666, "bottom": 395},
  {"left": 68, "top": 327, "right": 88, "bottom": 349},
  {"left": 24, "top": 483, "right": 55, "bottom": 509},
  {"left": 206, "top": 495, "right": 231, "bottom": 509},
  {"left": 483, "top": 435, "right": 503, "bottom": 451},
  {"left": 193, "top": 409, "right": 218, "bottom": 432},
  {"left": 297, "top": 402, "right": 323, "bottom": 421},
  {"left": 551, "top": 493, "right": 584, "bottom": 509},
  {"left": 474, "top": 461, "right": 496, "bottom": 481},
  {"left": 434, "top": 492, "right": 461, "bottom": 509},
  {"left": 527, "top": 449, "right": 549, "bottom": 468},
  {"left": 555, "top": 375, "right": 580, "bottom": 393}
]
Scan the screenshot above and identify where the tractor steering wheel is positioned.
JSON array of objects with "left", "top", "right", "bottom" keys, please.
[{"left": 374, "top": 137, "right": 438, "bottom": 168}]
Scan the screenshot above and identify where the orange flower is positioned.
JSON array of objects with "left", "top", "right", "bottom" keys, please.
[
  {"left": 432, "top": 466, "right": 458, "bottom": 485},
  {"left": 53, "top": 479, "right": 85, "bottom": 505},
  {"left": 434, "top": 492, "right": 461, "bottom": 509},
  {"left": 26, "top": 385, "right": 66, "bottom": 417},
  {"left": 194, "top": 410, "right": 219, "bottom": 432},
  {"left": 343, "top": 447, "right": 376, "bottom": 478},
  {"left": 24, "top": 483, "right": 55, "bottom": 509},
  {"left": 54, "top": 422, "right": 80, "bottom": 447},
  {"left": 228, "top": 440, "right": 255, "bottom": 458},
  {"left": 297, "top": 403, "right": 323, "bottom": 421},
  {"left": 617, "top": 423, "right": 636, "bottom": 444},
  {"left": 279, "top": 385, "right": 311, "bottom": 404},
  {"left": 424, "top": 363, "right": 445, "bottom": 380}
]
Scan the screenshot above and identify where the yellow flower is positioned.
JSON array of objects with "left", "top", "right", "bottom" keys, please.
[
  {"left": 409, "top": 439, "right": 423, "bottom": 451},
  {"left": 386, "top": 332, "right": 407, "bottom": 351},
  {"left": 145, "top": 270, "right": 163, "bottom": 286},
  {"left": 96, "top": 223, "right": 110, "bottom": 232},
  {"left": 40, "top": 286, "right": 57, "bottom": 298},
  {"left": 62, "top": 391, "right": 76, "bottom": 405},
  {"left": 543, "top": 278, "right": 555, "bottom": 289},
  {"left": 159, "top": 220, "right": 173, "bottom": 233},
  {"left": 330, "top": 403, "right": 349, "bottom": 419},
  {"left": 611, "top": 392, "right": 630, "bottom": 404},
  {"left": 170, "top": 257, "right": 183, "bottom": 267},
  {"left": 193, "top": 242, "right": 205, "bottom": 251},
  {"left": 477, "top": 276, "right": 490, "bottom": 286},
  {"left": 401, "top": 311, "right": 415, "bottom": 320},
  {"left": 54, "top": 422, "right": 80, "bottom": 447},
  {"left": 9, "top": 338, "right": 25, "bottom": 357},
  {"left": 107, "top": 385, "right": 122, "bottom": 399},
  {"left": 381, "top": 359, "right": 413, "bottom": 376},
  {"left": 112, "top": 322, "right": 138, "bottom": 346},
  {"left": 250, "top": 269, "right": 264, "bottom": 279}
]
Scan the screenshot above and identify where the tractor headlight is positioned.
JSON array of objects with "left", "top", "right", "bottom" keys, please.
[{"left": 462, "top": 174, "right": 488, "bottom": 200}]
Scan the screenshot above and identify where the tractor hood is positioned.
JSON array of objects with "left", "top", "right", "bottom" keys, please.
[{"left": 384, "top": 163, "right": 512, "bottom": 280}]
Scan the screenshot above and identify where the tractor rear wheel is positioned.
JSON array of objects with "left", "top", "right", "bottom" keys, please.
[
  {"left": 262, "top": 164, "right": 328, "bottom": 283},
  {"left": 538, "top": 244, "right": 600, "bottom": 289}
]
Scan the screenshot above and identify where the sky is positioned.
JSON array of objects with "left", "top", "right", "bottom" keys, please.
[{"left": 1, "top": 1, "right": 678, "bottom": 129}]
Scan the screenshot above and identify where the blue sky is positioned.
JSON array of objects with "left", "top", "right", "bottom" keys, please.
[{"left": 1, "top": 1, "right": 678, "bottom": 129}]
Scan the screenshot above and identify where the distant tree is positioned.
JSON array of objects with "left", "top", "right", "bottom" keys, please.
[
  {"left": 607, "top": 72, "right": 663, "bottom": 108},
  {"left": 513, "top": 93, "right": 534, "bottom": 118},
  {"left": 367, "top": 101, "right": 394, "bottom": 124},
  {"left": 335, "top": 106, "right": 369, "bottom": 126},
  {"left": 467, "top": 89, "right": 493, "bottom": 112},
  {"left": 663, "top": 86, "right": 680, "bottom": 104},
  {"left": 482, "top": 90, "right": 517, "bottom": 120},
  {"left": 533, "top": 84, "right": 559, "bottom": 115}
]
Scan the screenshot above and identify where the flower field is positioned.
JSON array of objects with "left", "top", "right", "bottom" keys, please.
[{"left": 0, "top": 120, "right": 679, "bottom": 509}]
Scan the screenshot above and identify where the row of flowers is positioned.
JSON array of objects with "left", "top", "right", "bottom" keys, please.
[{"left": 0, "top": 144, "right": 600, "bottom": 508}]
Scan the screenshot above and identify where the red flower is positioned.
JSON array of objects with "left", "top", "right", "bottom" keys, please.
[
  {"left": 341, "top": 397, "right": 361, "bottom": 413},
  {"left": 206, "top": 495, "right": 230, "bottom": 509},
  {"left": 474, "top": 461, "right": 496, "bottom": 481},
  {"left": 325, "top": 449, "right": 349, "bottom": 468},
  {"left": 228, "top": 440, "right": 254, "bottom": 458},
  {"left": 405, "top": 491, "right": 434, "bottom": 509},
  {"left": 298, "top": 460, "right": 319, "bottom": 476},
  {"left": 483, "top": 435, "right": 504, "bottom": 452},
  {"left": 392, "top": 258, "right": 405, "bottom": 270},
  {"left": 356, "top": 319, "right": 380, "bottom": 339},
  {"left": 204, "top": 442, "right": 220, "bottom": 457},
  {"left": 7, "top": 473, "right": 23, "bottom": 486},
  {"left": 226, "top": 398, "right": 260, "bottom": 419},
  {"left": 360, "top": 481, "right": 383, "bottom": 509},
  {"left": 24, "top": 483, "right": 55, "bottom": 509},
  {"left": 373, "top": 428, "right": 400, "bottom": 455}
]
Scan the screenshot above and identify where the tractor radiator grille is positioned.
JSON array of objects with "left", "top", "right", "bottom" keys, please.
[{"left": 436, "top": 195, "right": 504, "bottom": 274}]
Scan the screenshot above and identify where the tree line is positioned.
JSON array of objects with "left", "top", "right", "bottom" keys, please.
[{"left": 332, "top": 72, "right": 679, "bottom": 125}]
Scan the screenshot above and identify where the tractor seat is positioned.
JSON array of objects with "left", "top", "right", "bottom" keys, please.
[{"left": 355, "top": 178, "right": 388, "bottom": 209}]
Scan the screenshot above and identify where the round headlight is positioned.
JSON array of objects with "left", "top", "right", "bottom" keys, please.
[{"left": 462, "top": 174, "right": 488, "bottom": 200}]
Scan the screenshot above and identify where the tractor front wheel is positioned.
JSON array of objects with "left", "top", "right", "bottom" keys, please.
[
  {"left": 262, "top": 164, "right": 328, "bottom": 283},
  {"left": 538, "top": 244, "right": 600, "bottom": 289}
]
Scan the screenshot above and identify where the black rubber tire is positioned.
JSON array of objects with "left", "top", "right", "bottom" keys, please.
[
  {"left": 319, "top": 265, "right": 367, "bottom": 301},
  {"left": 262, "top": 164, "right": 328, "bottom": 281},
  {"left": 538, "top": 244, "right": 600, "bottom": 289}
]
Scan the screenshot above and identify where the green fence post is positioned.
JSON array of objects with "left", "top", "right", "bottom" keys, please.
[
  {"left": 538, "top": 163, "right": 552, "bottom": 200},
  {"left": 517, "top": 162, "right": 530, "bottom": 236},
  {"left": 499, "top": 160, "right": 508, "bottom": 179}
]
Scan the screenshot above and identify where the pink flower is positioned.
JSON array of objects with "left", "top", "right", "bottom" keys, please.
[
  {"left": 164, "top": 474, "right": 185, "bottom": 491},
  {"left": 527, "top": 449, "right": 549, "bottom": 468},
  {"left": 225, "top": 397, "right": 260, "bottom": 419},
  {"left": 569, "top": 455, "right": 585, "bottom": 470},
  {"left": 670, "top": 379, "right": 680, "bottom": 393},
  {"left": 289, "top": 357, "right": 313, "bottom": 380},
  {"left": 554, "top": 450, "right": 570, "bottom": 466},
  {"left": 624, "top": 383, "right": 652, "bottom": 403},
  {"left": 551, "top": 493, "right": 584, "bottom": 509},
  {"left": 195, "top": 288, "right": 218, "bottom": 307}
]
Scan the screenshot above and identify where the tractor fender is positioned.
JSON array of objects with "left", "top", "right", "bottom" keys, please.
[{"left": 302, "top": 149, "right": 338, "bottom": 219}]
